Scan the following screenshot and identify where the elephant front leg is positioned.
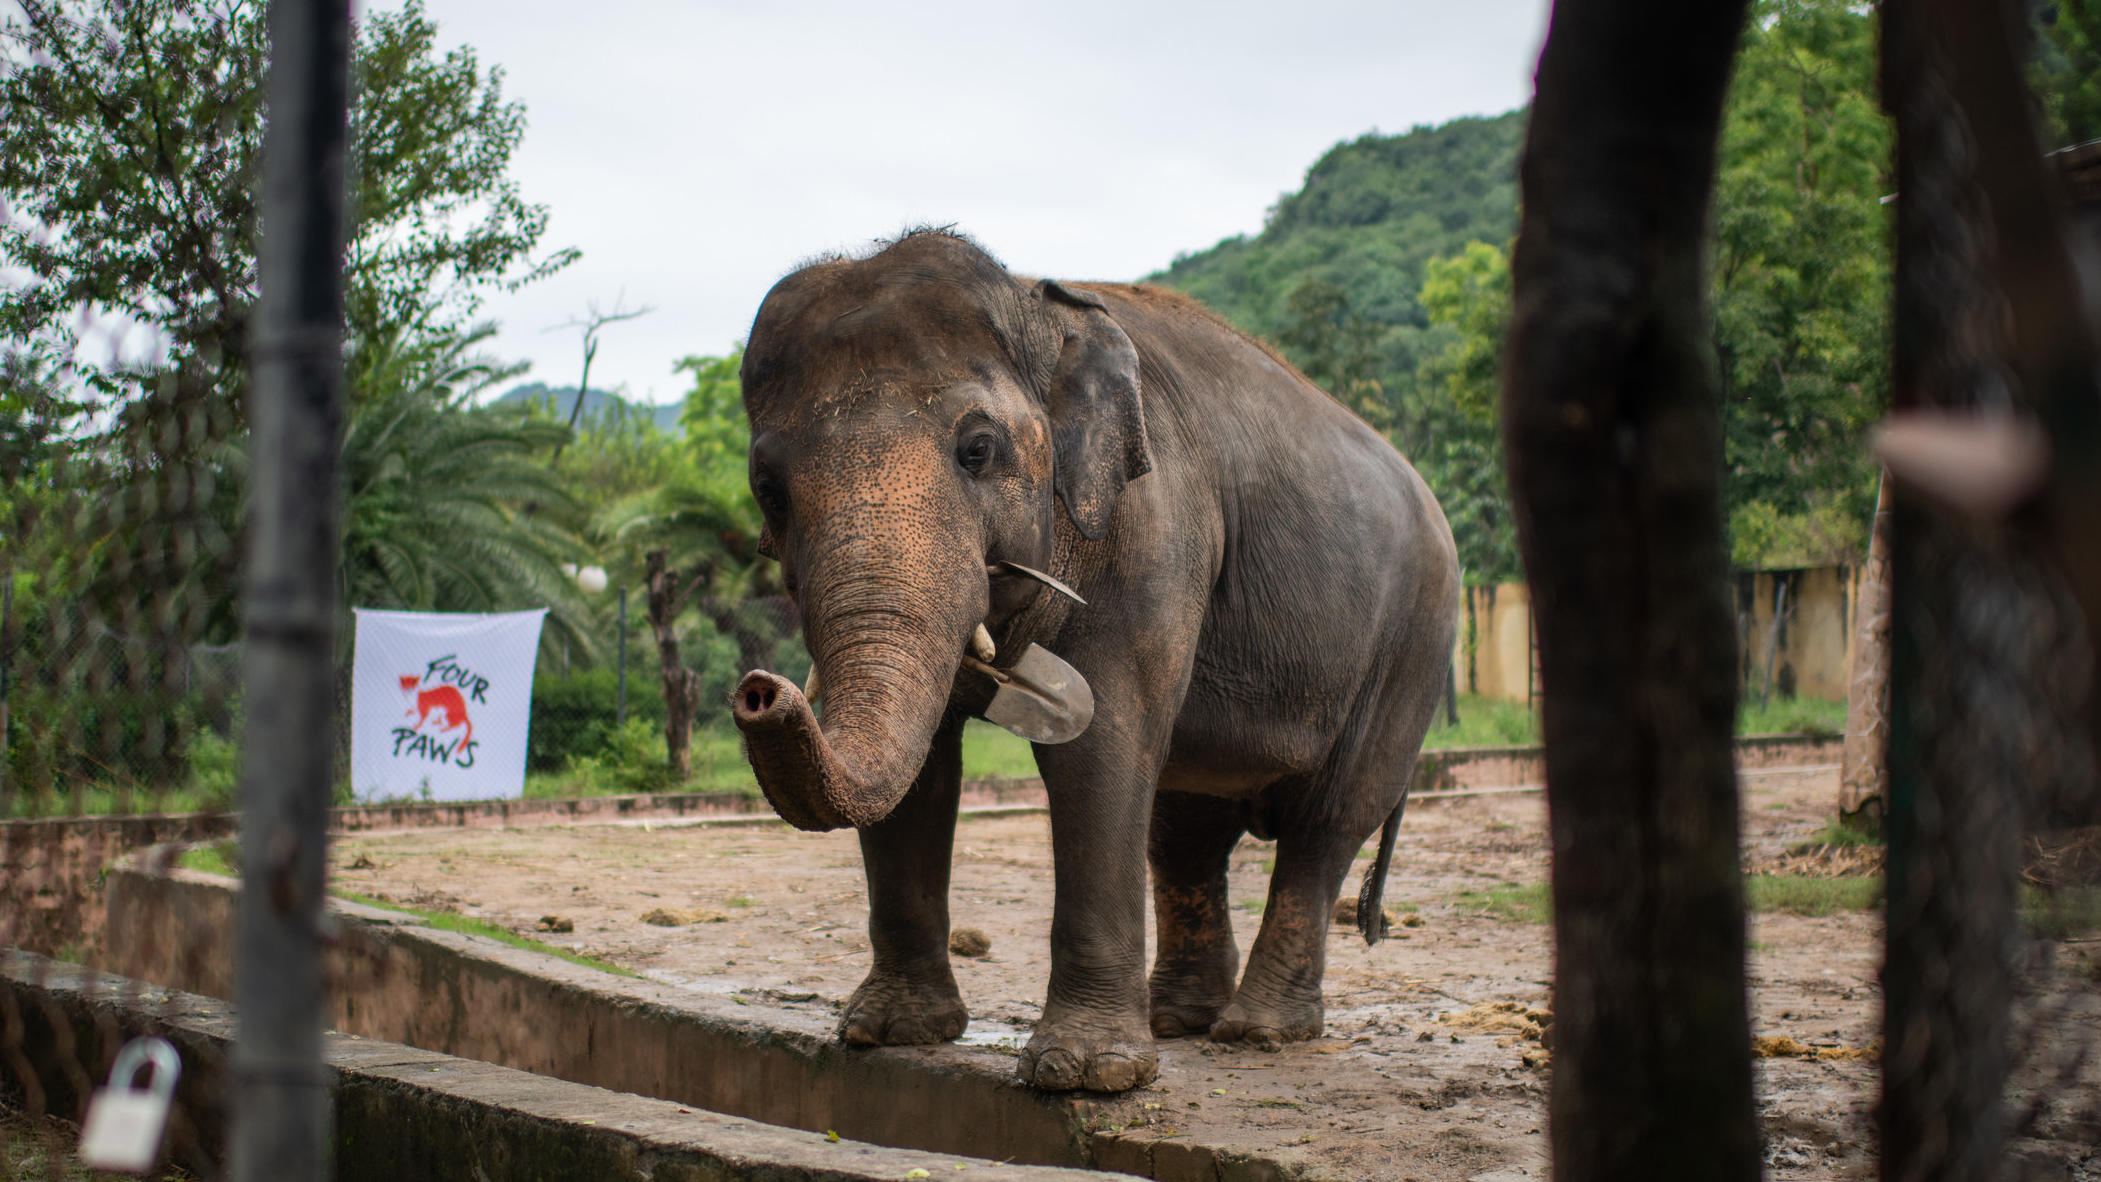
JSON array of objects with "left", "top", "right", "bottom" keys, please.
[
  {"left": 1020, "top": 722, "right": 1164, "bottom": 1093},
  {"left": 840, "top": 714, "right": 968, "bottom": 1046}
]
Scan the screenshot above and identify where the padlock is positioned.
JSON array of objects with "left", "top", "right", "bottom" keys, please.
[{"left": 78, "top": 1035, "right": 181, "bottom": 1173}]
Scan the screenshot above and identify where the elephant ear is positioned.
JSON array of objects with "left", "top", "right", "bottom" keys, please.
[{"left": 1037, "top": 280, "right": 1153, "bottom": 540}]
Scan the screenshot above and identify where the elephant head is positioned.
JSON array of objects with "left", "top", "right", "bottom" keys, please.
[{"left": 730, "top": 231, "right": 1151, "bottom": 831}]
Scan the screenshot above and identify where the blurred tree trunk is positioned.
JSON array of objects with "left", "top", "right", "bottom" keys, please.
[
  {"left": 1500, "top": 1, "right": 1758, "bottom": 1179},
  {"left": 1877, "top": 1, "right": 2101, "bottom": 1176},
  {"left": 645, "top": 549, "right": 705, "bottom": 780},
  {"left": 1838, "top": 474, "right": 1892, "bottom": 825}
]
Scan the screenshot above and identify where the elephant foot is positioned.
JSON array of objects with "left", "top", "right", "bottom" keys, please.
[
  {"left": 1148, "top": 966, "right": 1234, "bottom": 1038},
  {"left": 838, "top": 969, "right": 968, "bottom": 1046},
  {"left": 1019, "top": 1017, "right": 1158, "bottom": 1092},
  {"left": 1208, "top": 995, "right": 1324, "bottom": 1051}
]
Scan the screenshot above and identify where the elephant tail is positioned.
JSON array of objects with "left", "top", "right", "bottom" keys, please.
[{"left": 1356, "top": 791, "right": 1409, "bottom": 946}]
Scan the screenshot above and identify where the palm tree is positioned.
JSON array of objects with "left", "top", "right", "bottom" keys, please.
[{"left": 339, "top": 322, "right": 597, "bottom": 662}]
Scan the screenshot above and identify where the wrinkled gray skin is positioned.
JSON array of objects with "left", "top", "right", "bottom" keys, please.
[{"left": 730, "top": 231, "right": 1459, "bottom": 1093}]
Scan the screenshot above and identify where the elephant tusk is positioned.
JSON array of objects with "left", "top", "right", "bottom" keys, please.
[
  {"left": 987, "top": 561, "right": 1087, "bottom": 606},
  {"left": 961, "top": 653, "right": 1009, "bottom": 684},
  {"left": 970, "top": 622, "right": 997, "bottom": 663},
  {"left": 802, "top": 664, "right": 822, "bottom": 704}
]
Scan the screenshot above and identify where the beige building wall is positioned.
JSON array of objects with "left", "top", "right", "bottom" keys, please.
[
  {"left": 1455, "top": 583, "right": 1535, "bottom": 704},
  {"left": 1738, "top": 565, "right": 1857, "bottom": 702},
  {"left": 1455, "top": 565, "right": 1859, "bottom": 706}
]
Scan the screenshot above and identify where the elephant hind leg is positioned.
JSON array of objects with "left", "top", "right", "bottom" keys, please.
[
  {"left": 1213, "top": 664, "right": 1442, "bottom": 1049},
  {"left": 1146, "top": 790, "right": 1246, "bottom": 1037},
  {"left": 1207, "top": 819, "right": 1357, "bottom": 1049}
]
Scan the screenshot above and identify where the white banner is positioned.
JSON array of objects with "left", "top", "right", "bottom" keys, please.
[{"left": 350, "top": 608, "right": 547, "bottom": 803}]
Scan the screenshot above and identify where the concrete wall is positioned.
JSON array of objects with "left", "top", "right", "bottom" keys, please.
[
  {"left": 103, "top": 867, "right": 1094, "bottom": 1168},
  {"left": 1454, "top": 583, "right": 1535, "bottom": 704},
  {"left": 1, "top": 951, "right": 1109, "bottom": 1182},
  {"left": 1453, "top": 565, "right": 1861, "bottom": 705},
  {"left": 1736, "top": 565, "right": 1860, "bottom": 703}
]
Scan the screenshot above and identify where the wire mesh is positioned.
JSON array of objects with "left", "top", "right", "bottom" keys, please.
[{"left": 3, "top": 351, "right": 246, "bottom": 1179}]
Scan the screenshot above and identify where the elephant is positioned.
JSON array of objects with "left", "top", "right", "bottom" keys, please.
[{"left": 730, "top": 230, "right": 1460, "bottom": 1093}]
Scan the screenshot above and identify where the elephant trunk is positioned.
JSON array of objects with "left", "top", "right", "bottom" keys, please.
[{"left": 733, "top": 584, "right": 976, "bottom": 832}]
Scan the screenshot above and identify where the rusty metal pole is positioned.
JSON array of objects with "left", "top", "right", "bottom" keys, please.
[{"left": 233, "top": 1, "right": 351, "bottom": 1179}]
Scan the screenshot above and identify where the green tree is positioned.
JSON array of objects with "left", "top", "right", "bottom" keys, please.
[
  {"left": 1277, "top": 278, "right": 1389, "bottom": 428},
  {"left": 591, "top": 345, "right": 789, "bottom": 777},
  {"left": 1711, "top": 0, "right": 1890, "bottom": 567},
  {"left": 0, "top": 0, "right": 584, "bottom": 800},
  {"left": 0, "top": 0, "right": 581, "bottom": 638},
  {"left": 340, "top": 324, "right": 594, "bottom": 660},
  {"left": 2033, "top": 0, "right": 2101, "bottom": 146},
  {"left": 0, "top": 0, "right": 571, "bottom": 404},
  {"left": 1412, "top": 241, "right": 1519, "bottom": 586}
]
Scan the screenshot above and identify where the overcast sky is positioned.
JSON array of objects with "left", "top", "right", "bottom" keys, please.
[{"left": 377, "top": 1, "right": 1551, "bottom": 407}]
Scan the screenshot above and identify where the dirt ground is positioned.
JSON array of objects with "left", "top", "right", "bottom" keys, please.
[{"left": 327, "top": 768, "right": 2100, "bottom": 1182}]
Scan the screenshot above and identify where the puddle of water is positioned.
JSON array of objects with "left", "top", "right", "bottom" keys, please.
[{"left": 954, "top": 1020, "right": 1028, "bottom": 1049}]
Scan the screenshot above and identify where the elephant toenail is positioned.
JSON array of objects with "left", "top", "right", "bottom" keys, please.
[
  {"left": 1029, "top": 1048, "right": 1082, "bottom": 1091},
  {"left": 1083, "top": 1052, "right": 1154, "bottom": 1093}
]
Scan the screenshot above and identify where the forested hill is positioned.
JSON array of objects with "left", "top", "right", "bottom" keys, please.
[
  {"left": 1146, "top": 109, "right": 1524, "bottom": 348},
  {"left": 493, "top": 382, "right": 684, "bottom": 433}
]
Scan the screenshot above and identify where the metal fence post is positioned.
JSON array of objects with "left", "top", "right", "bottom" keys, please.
[
  {"left": 617, "top": 584, "right": 628, "bottom": 727},
  {"left": 233, "top": 1, "right": 351, "bottom": 1179}
]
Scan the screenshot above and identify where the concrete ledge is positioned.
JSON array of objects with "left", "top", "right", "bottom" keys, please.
[
  {"left": 0, "top": 951, "right": 1114, "bottom": 1181},
  {"left": 103, "top": 867, "right": 1331, "bottom": 1178},
  {"left": 105, "top": 866, "right": 1098, "bottom": 1169}
]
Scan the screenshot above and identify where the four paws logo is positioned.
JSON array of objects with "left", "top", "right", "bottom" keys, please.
[{"left": 390, "top": 655, "right": 488, "bottom": 768}]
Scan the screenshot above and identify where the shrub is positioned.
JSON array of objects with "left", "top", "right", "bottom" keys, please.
[{"left": 529, "top": 667, "right": 664, "bottom": 772}]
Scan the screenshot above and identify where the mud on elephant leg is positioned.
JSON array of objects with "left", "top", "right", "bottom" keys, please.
[
  {"left": 1209, "top": 829, "right": 1358, "bottom": 1050},
  {"left": 1019, "top": 734, "right": 1162, "bottom": 1093},
  {"left": 839, "top": 717, "right": 969, "bottom": 1047},
  {"left": 1146, "top": 791, "right": 1245, "bottom": 1038}
]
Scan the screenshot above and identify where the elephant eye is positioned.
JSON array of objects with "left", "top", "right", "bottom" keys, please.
[
  {"left": 957, "top": 431, "right": 998, "bottom": 476},
  {"left": 752, "top": 469, "right": 789, "bottom": 517}
]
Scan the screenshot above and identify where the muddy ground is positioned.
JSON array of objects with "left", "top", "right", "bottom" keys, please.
[{"left": 327, "top": 767, "right": 2100, "bottom": 1182}]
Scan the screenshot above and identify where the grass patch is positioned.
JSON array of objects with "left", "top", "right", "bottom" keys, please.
[
  {"left": 1738, "top": 695, "right": 1846, "bottom": 738},
  {"left": 519, "top": 717, "right": 1037, "bottom": 800},
  {"left": 1454, "top": 882, "right": 1552, "bottom": 923},
  {"left": 522, "top": 722, "right": 761, "bottom": 799},
  {"left": 1423, "top": 695, "right": 1538, "bottom": 749},
  {"left": 1419, "top": 693, "right": 1848, "bottom": 752},
  {"left": 1746, "top": 875, "right": 1881, "bottom": 915},
  {"left": 337, "top": 891, "right": 637, "bottom": 977},
  {"left": 181, "top": 845, "right": 637, "bottom": 978},
  {"left": 2021, "top": 885, "right": 2101, "bottom": 940},
  {"left": 1236, "top": 898, "right": 1266, "bottom": 916},
  {"left": 961, "top": 718, "right": 1038, "bottom": 778},
  {"left": 178, "top": 840, "right": 238, "bottom": 877},
  {"left": 1810, "top": 819, "right": 1881, "bottom": 848}
]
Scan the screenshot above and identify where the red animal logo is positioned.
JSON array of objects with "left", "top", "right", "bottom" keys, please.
[{"left": 399, "top": 674, "right": 473, "bottom": 750}]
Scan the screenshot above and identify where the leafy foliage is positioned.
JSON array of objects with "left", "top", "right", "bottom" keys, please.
[
  {"left": 0, "top": 0, "right": 572, "bottom": 402},
  {"left": 1411, "top": 241, "right": 1518, "bottom": 585},
  {"left": 0, "top": 1, "right": 588, "bottom": 801},
  {"left": 1711, "top": 0, "right": 1889, "bottom": 567},
  {"left": 340, "top": 324, "right": 595, "bottom": 659},
  {"left": 1156, "top": 2, "right": 1893, "bottom": 574},
  {"left": 2033, "top": 0, "right": 2101, "bottom": 146},
  {"left": 1151, "top": 112, "right": 1525, "bottom": 431}
]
